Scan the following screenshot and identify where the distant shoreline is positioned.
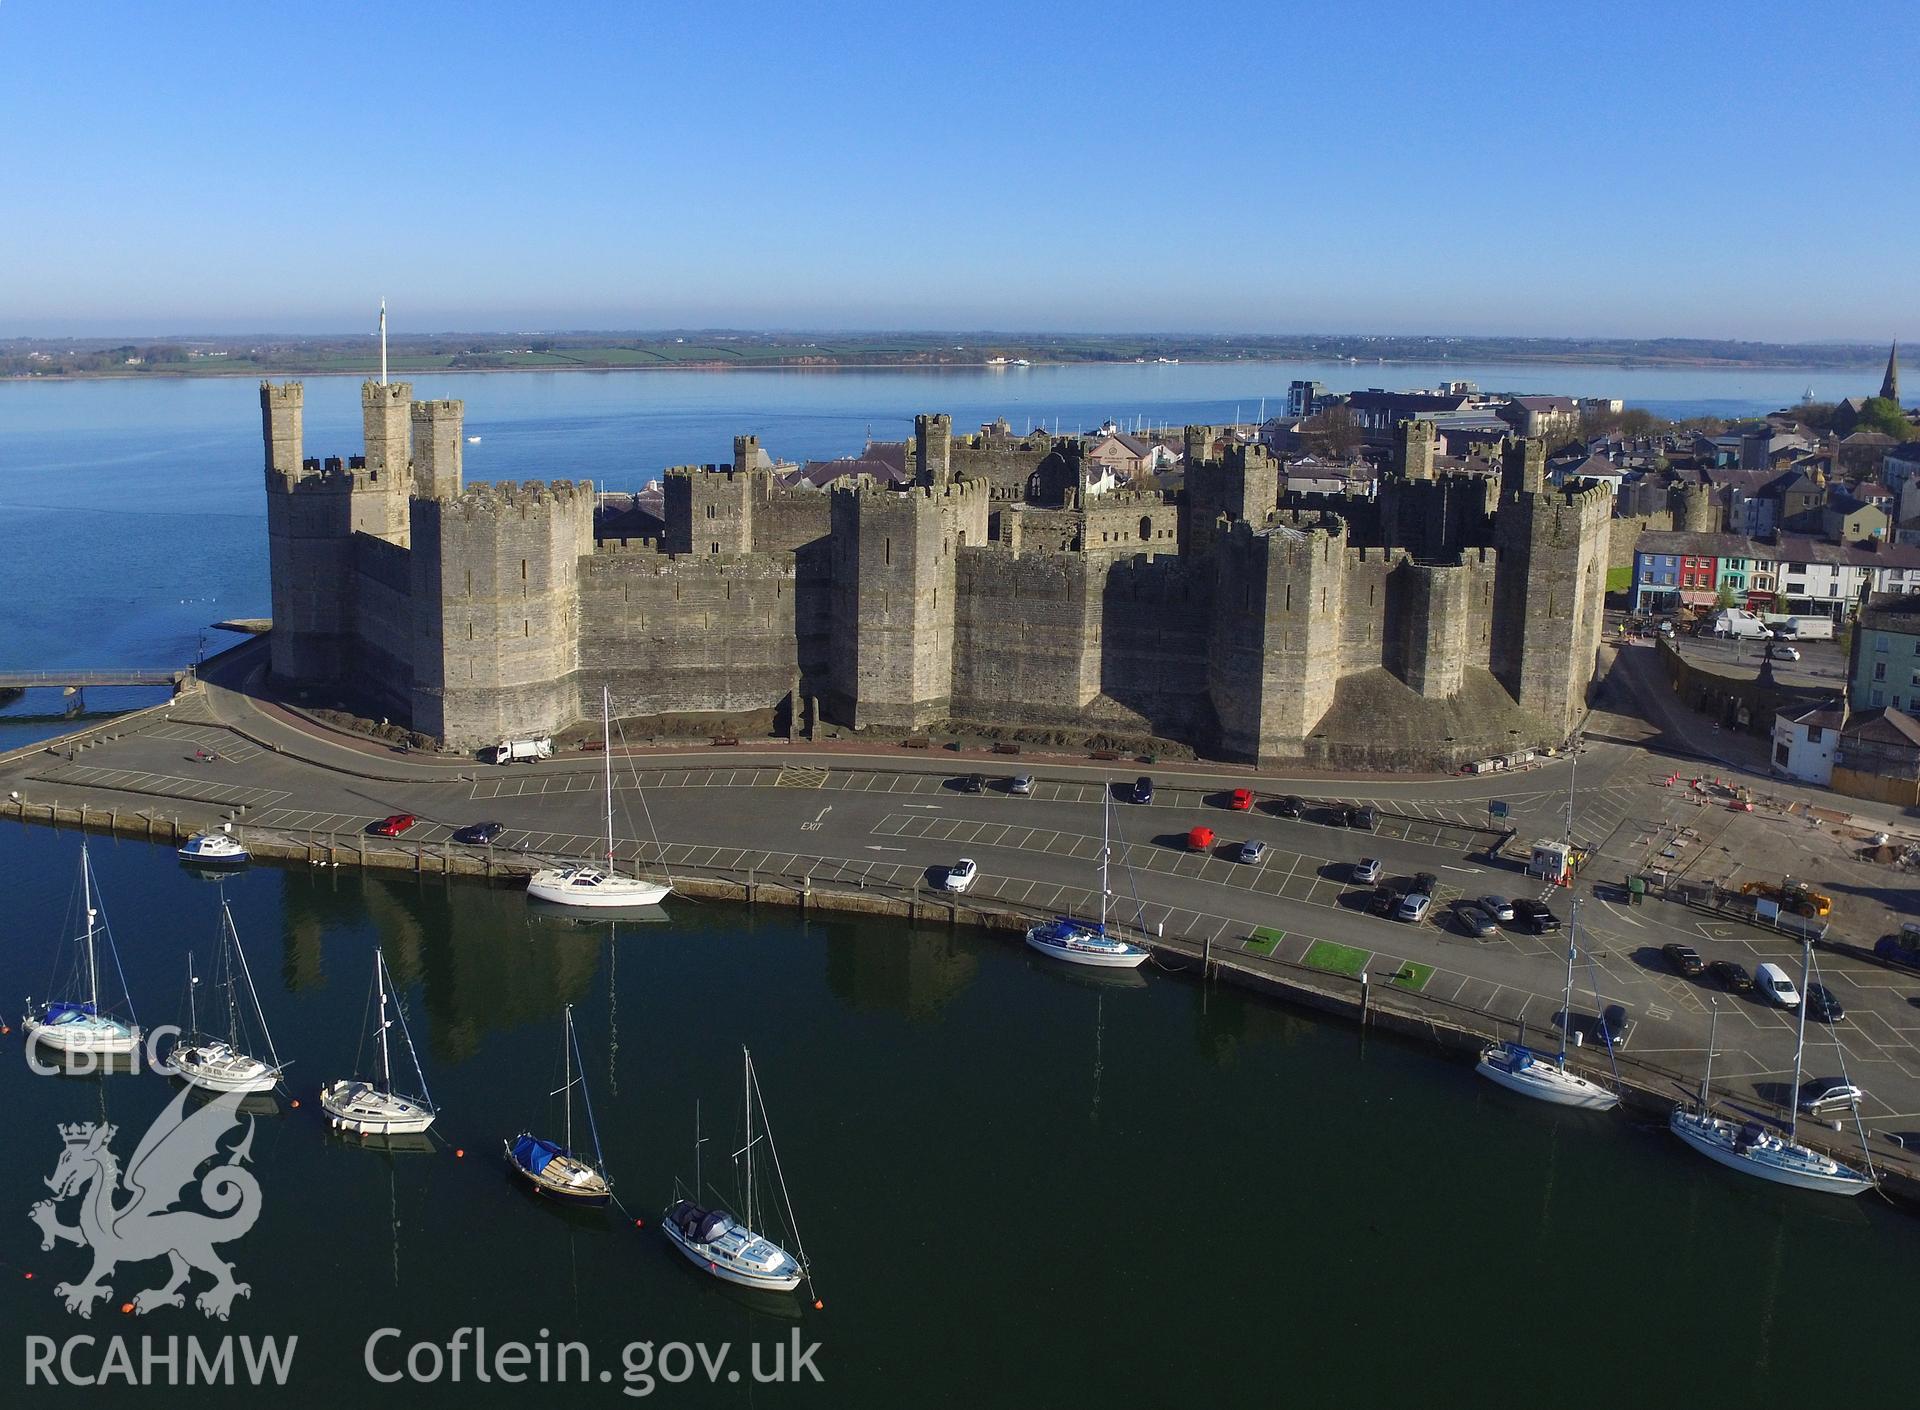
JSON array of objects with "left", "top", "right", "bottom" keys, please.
[{"left": 0, "top": 351, "right": 1888, "bottom": 385}]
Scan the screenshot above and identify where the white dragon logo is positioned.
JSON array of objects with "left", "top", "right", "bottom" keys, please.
[{"left": 29, "top": 1084, "right": 262, "bottom": 1320}]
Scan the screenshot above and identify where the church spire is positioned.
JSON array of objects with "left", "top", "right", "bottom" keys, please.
[{"left": 1881, "top": 341, "right": 1900, "bottom": 403}]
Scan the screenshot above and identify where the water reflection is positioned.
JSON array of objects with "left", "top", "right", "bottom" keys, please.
[{"left": 823, "top": 920, "right": 979, "bottom": 1020}]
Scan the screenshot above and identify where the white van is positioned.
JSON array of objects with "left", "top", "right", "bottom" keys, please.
[{"left": 1754, "top": 962, "right": 1801, "bottom": 1008}]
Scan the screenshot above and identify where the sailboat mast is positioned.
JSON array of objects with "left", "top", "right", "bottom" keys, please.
[
  {"left": 603, "top": 687, "right": 615, "bottom": 866},
  {"left": 1558, "top": 900, "right": 1580, "bottom": 1065},
  {"left": 82, "top": 844, "right": 99, "bottom": 1011},
  {"left": 186, "top": 953, "right": 199, "bottom": 1039},
  {"left": 375, "top": 953, "right": 393, "bottom": 1095},
  {"left": 563, "top": 1006, "right": 574, "bottom": 1153},
  {"left": 1099, "top": 789, "right": 1111, "bottom": 929},
  {"left": 1700, "top": 1001, "right": 1718, "bottom": 1110},
  {"left": 226, "top": 902, "right": 282, "bottom": 1074},
  {"left": 743, "top": 1047, "right": 756, "bottom": 1232},
  {"left": 1790, "top": 935, "right": 1811, "bottom": 1142}
]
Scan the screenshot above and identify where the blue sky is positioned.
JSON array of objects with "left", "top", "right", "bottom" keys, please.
[{"left": 0, "top": 0, "right": 1913, "bottom": 340}]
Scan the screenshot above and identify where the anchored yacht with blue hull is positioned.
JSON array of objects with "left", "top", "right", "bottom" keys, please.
[{"left": 1024, "top": 788, "right": 1149, "bottom": 970}]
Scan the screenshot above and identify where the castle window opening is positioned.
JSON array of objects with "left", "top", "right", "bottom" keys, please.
[
  {"left": 706, "top": 504, "right": 716, "bottom": 520},
  {"left": 521, "top": 559, "right": 527, "bottom": 581},
  {"left": 1139, "top": 517, "right": 1151, "bottom": 542},
  {"left": 884, "top": 537, "right": 892, "bottom": 566}
]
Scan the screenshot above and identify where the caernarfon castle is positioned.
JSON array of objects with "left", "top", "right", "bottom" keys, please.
[{"left": 260, "top": 380, "right": 1611, "bottom": 768}]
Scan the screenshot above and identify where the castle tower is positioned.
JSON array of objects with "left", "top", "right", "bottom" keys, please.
[
  {"left": 914, "top": 413, "right": 952, "bottom": 487},
  {"left": 359, "top": 380, "right": 413, "bottom": 545},
  {"left": 1500, "top": 436, "right": 1546, "bottom": 498},
  {"left": 1186, "top": 441, "right": 1278, "bottom": 561},
  {"left": 409, "top": 480, "right": 593, "bottom": 748},
  {"left": 1490, "top": 481, "right": 1613, "bottom": 735},
  {"left": 733, "top": 434, "right": 764, "bottom": 473},
  {"left": 1394, "top": 561, "right": 1468, "bottom": 698},
  {"left": 662, "top": 465, "right": 763, "bottom": 555},
  {"left": 1397, "top": 419, "right": 1437, "bottom": 480},
  {"left": 1667, "top": 482, "right": 1716, "bottom": 534},
  {"left": 1208, "top": 517, "right": 1346, "bottom": 763},
  {"left": 410, "top": 399, "right": 465, "bottom": 500},
  {"left": 1882, "top": 342, "right": 1900, "bottom": 403},
  {"left": 260, "top": 380, "right": 304, "bottom": 481},
  {"left": 827, "top": 478, "right": 989, "bottom": 729}
]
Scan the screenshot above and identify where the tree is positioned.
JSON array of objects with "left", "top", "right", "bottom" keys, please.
[
  {"left": 1715, "top": 582, "right": 1737, "bottom": 610},
  {"left": 1853, "top": 396, "right": 1914, "bottom": 440},
  {"left": 1301, "top": 404, "right": 1361, "bottom": 460}
]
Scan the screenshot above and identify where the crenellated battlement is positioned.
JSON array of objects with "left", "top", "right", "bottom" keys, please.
[{"left": 442, "top": 479, "right": 594, "bottom": 520}]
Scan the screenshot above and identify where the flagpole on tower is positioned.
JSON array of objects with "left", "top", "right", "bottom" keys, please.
[{"left": 379, "top": 300, "right": 388, "bottom": 386}]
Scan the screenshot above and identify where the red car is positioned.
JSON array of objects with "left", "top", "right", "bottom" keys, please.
[
  {"left": 368, "top": 813, "right": 418, "bottom": 837},
  {"left": 1187, "top": 825, "right": 1216, "bottom": 851},
  {"left": 1228, "top": 788, "right": 1255, "bottom": 811}
]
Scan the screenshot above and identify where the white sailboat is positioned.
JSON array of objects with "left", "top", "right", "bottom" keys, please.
[
  {"left": 320, "top": 950, "right": 437, "bottom": 1136},
  {"left": 527, "top": 686, "right": 672, "bottom": 908},
  {"left": 1025, "top": 788, "right": 1150, "bottom": 969},
  {"left": 1476, "top": 900, "right": 1619, "bottom": 1110},
  {"left": 171, "top": 898, "right": 287, "bottom": 1094},
  {"left": 504, "top": 1005, "right": 612, "bottom": 1206},
  {"left": 21, "top": 841, "right": 142, "bottom": 1058},
  {"left": 1669, "top": 958, "right": 1872, "bottom": 1196},
  {"left": 662, "top": 1048, "right": 818, "bottom": 1299}
]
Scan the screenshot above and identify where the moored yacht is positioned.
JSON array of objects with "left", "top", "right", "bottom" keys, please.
[
  {"left": 527, "top": 687, "right": 673, "bottom": 909},
  {"left": 1024, "top": 789, "right": 1149, "bottom": 970},
  {"left": 1476, "top": 902, "right": 1619, "bottom": 1110},
  {"left": 320, "top": 949, "right": 437, "bottom": 1136},
  {"left": 178, "top": 831, "right": 250, "bottom": 867},
  {"left": 22, "top": 841, "right": 142, "bottom": 1058}
]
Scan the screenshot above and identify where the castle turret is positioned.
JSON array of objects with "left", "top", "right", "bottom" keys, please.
[
  {"left": 827, "top": 477, "right": 989, "bottom": 729},
  {"left": 410, "top": 399, "right": 464, "bottom": 501},
  {"left": 359, "top": 380, "right": 413, "bottom": 545},
  {"left": 409, "top": 480, "right": 593, "bottom": 748},
  {"left": 260, "top": 380, "right": 304, "bottom": 482},
  {"left": 1209, "top": 516, "right": 1346, "bottom": 763},
  {"left": 1186, "top": 440, "right": 1278, "bottom": 561},
  {"left": 662, "top": 465, "right": 765, "bottom": 556},
  {"left": 732, "top": 434, "right": 767, "bottom": 473},
  {"left": 1394, "top": 561, "right": 1468, "bottom": 698},
  {"left": 914, "top": 413, "right": 952, "bottom": 487},
  {"left": 1397, "top": 419, "right": 1437, "bottom": 480},
  {"left": 1667, "top": 481, "right": 1715, "bottom": 534},
  {"left": 1491, "top": 480, "right": 1613, "bottom": 734},
  {"left": 1501, "top": 436, "right": 1546, "bottom": 498}
]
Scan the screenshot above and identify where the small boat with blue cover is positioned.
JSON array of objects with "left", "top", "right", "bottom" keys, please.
[{"left": 505, "top": 1006, "right": 611, "bottom": 1206}]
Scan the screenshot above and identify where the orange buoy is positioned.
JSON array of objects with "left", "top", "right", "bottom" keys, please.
[
  {"left": 289, "top": 1099, "right": 300, "bottom": 1108},
  {"left": 813, "top": 1299, "right": 824, "bottom": 1310},
  {"left": 633, "top": 1218, "right": 645, "bottom": 1228},
  {"left": 23, "top": 1272, "right": 33, "bottom": 1280},
  {"left": 120, "top": 1302, "right": 135, "bottom": 1315},
  {"left": 455, "top": 1148, "right": 465, "bottom": 1158}
]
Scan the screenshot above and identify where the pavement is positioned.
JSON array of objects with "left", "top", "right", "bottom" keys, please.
[{"left": 6, "top": 636, "right": 1920, "bottom": 1173}]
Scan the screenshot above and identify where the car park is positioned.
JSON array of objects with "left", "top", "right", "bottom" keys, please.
[
  {"left": 1228, "top": 788, "right": 1255, "bottom": 811},
  {"left": 1754, "top": 962, "right": 1801, "bottom": 1008},
  {"left": 1708, "top": 960, "right": 1753, "bottom": 991},
  {"left": 1352, "top": 857, "right": 1383, "bottom": 884},
  {"left": 1131, "top": 777, "right": 1154, "bottom": 805},
  {"left": 1394, "top": 892, "right": 1432, "bottom": 924},
  {"left": 1009, "top": 774, "right": 1034, "bottom": 796},
  {"left": 1509, "top": 899, "right": 1560, "bottom": 933},
  {"left": 1186, "top": 826, "right": 1215, "bottom": 851},
  {"left": 1347, "top": 805, "right": 1379, "bottom": 830},
  {"left": 1477, "top": 895, "right": 1514, "bottom": 922},
  {"left": 452, "top": 821, "right": 504, "bottom": 845},
  {"left": 1806, "top": 983, "right": 1844, "bottom": 1023},
  {"left": 960, "top": 773, "right": 986, "bottom": 794},
  {"left": 943, "top": 858, "right": 978, "bottom": 893},
  {"left": 1453, "top": 901, "right": 1497, "bottom": 937},
  {"left": 1268, "top": 795, "right": 1304, "bottom": 818},
  {"left": 1235, "top": 839, "right": 1267, "bottom": 864},
  {"left": 1662, "top": 943, "right": 1705, "bottom": 977},
  {"left": 368, "top": 813, "right": 418, "bottom": 838},
  {"left": 1798, "top": 1080, "right": 1863, "bottom": 1115}
]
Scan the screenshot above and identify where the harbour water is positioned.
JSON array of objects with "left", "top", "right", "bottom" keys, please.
[{"left": 1, "top": 824, "right": 1915, "bottom": 1405}]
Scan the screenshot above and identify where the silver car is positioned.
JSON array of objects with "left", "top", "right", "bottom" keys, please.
[
  {"left": 1353, "top": 857, "right": 1383, "bottom": 884},
  {"left": 1798, "top": 1080, "right": 1862, "bottom": 1115},
  {"left": 1394, "top": 892, "right": 1432, "bottom": 923},
  {"left": 1009, "top": 774, "right": 1035, "bottom": 796},
  {"left": 1478, "top": 895, "right": 1515, "bottom": 922}
]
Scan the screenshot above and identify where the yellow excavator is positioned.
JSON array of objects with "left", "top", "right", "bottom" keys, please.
[{"left": 1738, "top": 879, "right": 1833, "bottom": 918}]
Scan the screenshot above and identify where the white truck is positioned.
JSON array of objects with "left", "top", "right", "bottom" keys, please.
[
  {"left": 1771, "top": 616, "right": 1833, "bottom": 641},
  {"left": 487, "top": 736, "right": 553, "bottom": 765},
  {"left": 1710, "top": 609, "right": 1771, "bottom": 640}
]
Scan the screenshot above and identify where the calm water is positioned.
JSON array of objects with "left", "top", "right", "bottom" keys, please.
[
  {"left": 0, "top": 825, "right": 1914, "bottom": 1406},
  {"left": 0, "top": 357, "right": 1879, "bottom": 723}
]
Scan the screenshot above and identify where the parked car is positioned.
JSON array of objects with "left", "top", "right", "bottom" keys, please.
[
  {"left": 1235, "top": 839, "right": 1267, "bottom": 864},
  {"left": 1798, "top": 1079, "right": 1863, "bottom": 1115},
  {"left": 1268, "top": 795, "right": 1305, "bottom": 819},
  {"left": 1414, "top": 871, "right": 1439, "bottom": 897},
  {"left": 1453, "top": 901, "right": 1497, "bottom": 937},
  {"left": 1227, "top": 788, "right": 1255, "bottom": 811},
  {"left": 1754, "top": 962, "right": 1801, "bottom": 1008},
  {"left": 1347, "top": 804, "right": 1379, "bottom": 831},
  {"left": 943, "top": 858, "right": 978, "bottom": 893},
  {"left": 1805, "top": 982, "right": 1844, "bottom": 1023},
  {"left": 1131, "top": 777, "right": 1154, "bottom": 805},
  {"left": 1395, "top": 891, "right": 1432, "bottom": 924},
  {"left": 1595, "top": 1004, "right": 1630, "bottom": 1050},
  {"left": 1352, "top": 857, "right": 1383, "bottom": 884},
  {"left": 1662, "top": 943, "right": 1705, "bottom": 977},
  {"left": 452, "top": 821, "right": 504, "bottom": 845},
  {"left": 1186, "top": 826, "right": 1215, "bottom": 851},
  {"left": 1769, "top": 643, "right": 1802, "bottom": 661},
  {"left": 1510, "top": 899, "right": 1560, "bottom": 933},
  {"left": 959, "top": 773, "right": 986, "bottom": 794},
  {"left": 1478, "top": 895, "right": 1514, "bottom": 922},
  {"left": 368, "top": 813, "right": 417, "bottom": 838},
  {"left": 1009, "top": 774, "right": 1035, "bottom": 796},
  {"left": 1708, "top": 960, "right": 1753, "bottom": 991},
  {"left": 1366, "top": 886, "right": 1400, "bottom": 918}
]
